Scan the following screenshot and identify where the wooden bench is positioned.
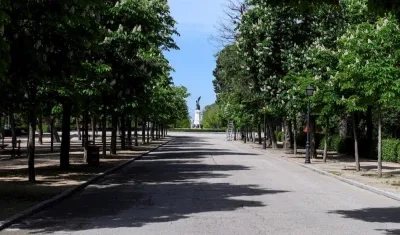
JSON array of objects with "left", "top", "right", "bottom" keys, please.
[{"left": 0, "top": 144, "right": 8, "bottom": 150}]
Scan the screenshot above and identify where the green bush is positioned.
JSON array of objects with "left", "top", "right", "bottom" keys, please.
[
  {"left": 274, "top": 131, "right": 284, "bottom": 142},
  {"left": 382, "top": 139, "right": 400, "bottom": 162}
]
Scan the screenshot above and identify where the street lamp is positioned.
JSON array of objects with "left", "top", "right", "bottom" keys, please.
[{"left": 305, "top": 85, "right": 315, "bottom": 164}]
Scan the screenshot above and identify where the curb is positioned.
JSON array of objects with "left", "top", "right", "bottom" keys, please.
[
  {"left": 0, "top": 137, "right": 174, "bottom": 231},
  {"left": 238, "top": 141, "right": 400, "bottom": 203}
]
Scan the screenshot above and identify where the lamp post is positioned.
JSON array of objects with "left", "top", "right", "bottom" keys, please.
[{"left": 305, "top": 85, "right": 315, "bottom": 164}]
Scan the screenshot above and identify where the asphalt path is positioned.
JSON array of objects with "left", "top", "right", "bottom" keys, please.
[{"left": 3, "top": 133, "right": 400, "bottom": 235}]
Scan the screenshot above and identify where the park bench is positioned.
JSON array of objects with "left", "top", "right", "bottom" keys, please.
[{"left": 0, "top": 144, "right": 8, "bottom": 150}]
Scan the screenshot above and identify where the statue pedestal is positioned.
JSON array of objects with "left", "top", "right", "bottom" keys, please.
[{"left": 193, "top": 110, "right": 201, "bottom": 128}]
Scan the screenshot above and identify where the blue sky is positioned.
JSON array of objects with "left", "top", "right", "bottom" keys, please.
[{"left": 164, "top": 0, "right": 225, "bottom": 118}]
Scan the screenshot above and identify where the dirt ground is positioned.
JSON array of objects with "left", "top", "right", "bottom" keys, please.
[{"left": 0, "top": 134, "right": 168, "bottom": 221}]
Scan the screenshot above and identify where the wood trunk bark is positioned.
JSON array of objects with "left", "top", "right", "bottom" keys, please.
[
  {"left": 151, "top": 122, "right": 155, "bottom": 141},
  {"left": 378, "top": 107, "right": 382, "bottom": 177},
  {"left": 127, "top": 118, "right": 132, "bottom": 149},
  {"left": 310, "top": 116, "right": 317, "bottom": 159},
  {"left": 134, "top": 117, "right": 139, "bottom": 146},
  {"left": 111, "top": 114, "right": 117, "bottom": 154},
  {"left": 243, "top": 125, "right": 247, "bottom": 143},
  {"left": 323, "top": 117, "right": 329, "bottom": 162},
  {"left": 50, "top": 118, "right": 55, "bottom": 153},
  {"left": 38, "top": 114, "right": 43, "bottom": 145},
  {"left": 147, "top": 121, "right": 150, "bottom": 143},
  {"left": 353, "top": 112, "right": 360, "bottom": 171},
  {"left": 267, "top": 119, "right": 277, "bottom": 149},
  {"left": 293, "top": 117, "right": 297, "bottom": 155},
  {"left": 91, "top": 117, "right": 96, "bottom": 144},
  {"left": 10, "top": 113, "right": 16, "bottom": 149},
  {"left": 142, "top": 121, "right": 146, "bottom": 144},
  {"left": 258, "top": 123, "right": 262, "bottom": 144},
  {"left": 366, "top": 106, "right": 373, "bottom": 158},
  {"left": 76, "top": 117, "right": 81, "bottom": 140},
  {"left": 284, "top": 119, "right": 291, "bottom": 150},
  {"left": 102, "top": 112, "right": 107, "bottom": 157},
  {"left": 339, "top": 112, "right": 348, "bottom": 138},
  {"left": 120, "top": 116, "right": 126, "bottom": 150},
  {"left": 28, "top": 106, "right": 36, "bottom": 182},
  {"left": 27, "top": 87, "right": 37, "bottom": 182},
  {"left": 60, "top": 102, "right": 72, "bottom": 170},
  {"left": 234, "top": 122, "right": 237, "bottom": 141}
]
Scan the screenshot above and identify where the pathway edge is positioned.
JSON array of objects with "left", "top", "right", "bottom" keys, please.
[
  {"left": 0, "top": 137, "right": 174, "bottom": 231},
  {"left": 242, "top": 142, "right": 400, "bottom": 202}
]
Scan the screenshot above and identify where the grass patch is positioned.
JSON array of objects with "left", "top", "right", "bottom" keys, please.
[{"left": 328, "top": 171, "right": 342, "bottom": 176}]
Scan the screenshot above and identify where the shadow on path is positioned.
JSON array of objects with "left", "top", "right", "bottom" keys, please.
[
  {"left": 8, "top": 135, "right": 290, "bottom": 233},
  {"left": 329, "top": 207, "right": 400, "bottom": 235}
]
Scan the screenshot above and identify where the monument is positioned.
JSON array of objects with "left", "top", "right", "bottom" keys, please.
[{"left": 192, "top": 96, "right": 202, "bottom": 128}]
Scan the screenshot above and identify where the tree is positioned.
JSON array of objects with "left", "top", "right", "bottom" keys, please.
[{"left": 335, "top": 14, "right": 400, "bottom": 176}]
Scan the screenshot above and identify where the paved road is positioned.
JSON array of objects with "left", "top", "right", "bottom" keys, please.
[{"left": 3, "top": 133, "right": 400, "bottom": 235}]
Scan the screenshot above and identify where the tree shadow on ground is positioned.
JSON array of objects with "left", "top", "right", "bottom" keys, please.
[
  {"left": 329, "top": 207, "right": 400, "bottom": 234},
  {"left": 7, "top": 136, "right": 290, "bottom": 234}
]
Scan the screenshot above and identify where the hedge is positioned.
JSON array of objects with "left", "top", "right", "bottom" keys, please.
[{"left": 382, "top": 139, "right": 400, "bottom": 163}]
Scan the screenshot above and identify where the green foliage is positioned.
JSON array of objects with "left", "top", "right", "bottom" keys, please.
[
  {"left": 382, "top": 139, "right": 400, "bottom": 162},
  {"left": 202, "top": 103, "right": 226, "bottom": 129}
]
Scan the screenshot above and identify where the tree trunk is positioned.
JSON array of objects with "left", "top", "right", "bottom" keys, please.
[
  {"left": 10, "top": 113, "right": 16, "bottom": 149},
  {"left": 284, "top": 119, "right": 291, "bottom": 150},
  {"left": 353, "top": 112, "right": 360, "bottom": 171},
  {"left": 102, "top": 112, "right": 107, "bottom": 157},
  {"left": 38, "top": 114, "right": 43, "bottom": 145},
  {"left": 243, "top": 125, "right": 247, "bottom": 143},
  {"left": 378, "top": 107, "right": 382, "bottom": 177},
  {"left": 50, "top": 118, "right": 55, "bottom": 153},
  {"left": 111, "top": 114, "right": 117, "bottom": 154},
  {"left": 151, "top": 122, "right": 155, "bottom": 141},
  {"left": 293, "top": 117, "right": 297, "bottom": 155},
  {"left": 323, "top": 117, "right": 329, "bottom": 162},
  {"left": 28, "top": 101, "right": 36, "bottom": 182},
  {"left": 366, "top": 106, "right": 373, "bottom": 158},
  {"left": 76, "top": 117, "right": 81, "bottom": 140},
  {"left": 258, "top": 123, "right": 262, "bottom": 144},
  {"left": 156, "top": 123, "right": 159, "bottom": 140},
  {"left": 84, "top": 109, "right": 89, "bottom": 146},
  {"left": 267, "top": 119, "right": 277, "bottom": 149},
  {"left": 163, "top": 123, "right": 166, "bottom": 138},
  {"left": 60, "top": 102, "right": 71, "bottom": 170},
  {"left": 142, "top": 120, "right": 146, "bottom": 144},
  {"left": 234, "top": 122, "right": 237, "bottom": 141},
  {"left": 81, "top": 114, "right": 85, "bottom": 147},
  {"left": 339, "top": 112, "right": 347, "bottom": 138},
  {"left": 120, "top": 116, "right": 126, "bottom": 150},
  {"left": 91, "top": 116, "right": 96, "bottom": 144},
  {"left": 147, "top": 121, "right": 150, "bottom": 143},
  {"left": 127, "top": 118, "right": 132, "bottom": 149},
  {"left": 310, "top": 115, "right": 317, "bottom": 159},
  {"left": 134, "top": 117, "right": 139, "bottom": 146}
]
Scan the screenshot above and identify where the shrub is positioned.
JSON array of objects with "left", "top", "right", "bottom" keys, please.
[{"left": 382, "top": 139, "right": 400, "bottom": 163}]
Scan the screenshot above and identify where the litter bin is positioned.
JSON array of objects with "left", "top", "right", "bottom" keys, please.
[{"left": 84, "top": 145, "right": 100, "bottom": 166}]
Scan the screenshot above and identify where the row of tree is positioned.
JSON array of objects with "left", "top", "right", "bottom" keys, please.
[
  {"left": 212, "top": 0, "right": 400, "bottom": 177},
  {"left": 0, "top": 0, "right": 189, "bottom": 182}
]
